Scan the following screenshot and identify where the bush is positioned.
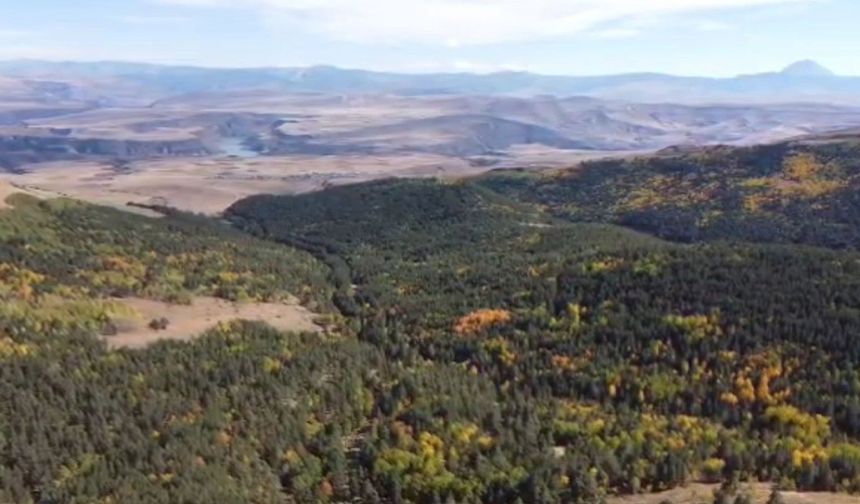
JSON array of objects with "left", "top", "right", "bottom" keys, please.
[
  {"left": 148, "top": 317, "right": 169, "bottom": 331},
  {"left": 767, "top": 486, "right": 785, "bottom": 504}
]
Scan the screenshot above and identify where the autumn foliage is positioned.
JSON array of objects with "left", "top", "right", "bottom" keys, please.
[{"left": 454, "top": 309, "right": 511, "bottom": 336}]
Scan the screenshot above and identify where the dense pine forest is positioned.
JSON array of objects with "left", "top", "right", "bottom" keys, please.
[{"left": 6, "top": 136, "right": 860, "bottom": 502}]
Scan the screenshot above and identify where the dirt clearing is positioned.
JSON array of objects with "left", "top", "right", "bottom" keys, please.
[
  {"left": 0, "top": 181, "right": 16, "bottom": 209},
  {"left": 104, "top": 296, "right": 322, "bottom": 349}
]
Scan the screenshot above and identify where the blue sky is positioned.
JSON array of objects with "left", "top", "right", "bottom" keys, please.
[{"left": 2, "top": 0, "right": 858, "bottom": 76}]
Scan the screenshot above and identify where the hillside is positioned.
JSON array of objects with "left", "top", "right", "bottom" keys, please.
[
  {"left": 9, "top": 140, "right": 860, "bottom": 502},
  {"left": 227, "top": 176, "right": 860, "bottom": 502},
  {"left": 0, "top": 190, "right": 372, "bottom": 503},
  {"left": 477, "top": 133, "right": 860, "bottom": 248}
]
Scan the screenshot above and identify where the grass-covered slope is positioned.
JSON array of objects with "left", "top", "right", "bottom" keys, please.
[{"left": 227, "top": 176, "right": 860, "bottom": 502}]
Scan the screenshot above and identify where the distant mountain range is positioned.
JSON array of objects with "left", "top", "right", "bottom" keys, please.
[{"left": 1, "top": 59, "right": 859, "bottom": 105}]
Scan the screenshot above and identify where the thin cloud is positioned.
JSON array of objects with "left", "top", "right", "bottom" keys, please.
[{"left": 154, "top": 0, "right": 815, "bottom": 45}]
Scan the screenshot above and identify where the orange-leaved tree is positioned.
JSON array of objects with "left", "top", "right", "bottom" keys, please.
[{"left": 454, "top": 309, "right": 511, "bottom": 336}]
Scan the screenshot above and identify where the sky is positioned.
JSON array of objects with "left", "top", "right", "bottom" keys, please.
[{"left": 1, "top": 0, "right": 859, "bottom": 76}]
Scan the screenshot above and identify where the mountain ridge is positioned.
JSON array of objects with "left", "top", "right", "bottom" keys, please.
[
  {"left": 1, "top": 59, "right": 858, "bottom": 105},
  {"left": 0, "top": 57, "right": 847, "bottom": 79}
]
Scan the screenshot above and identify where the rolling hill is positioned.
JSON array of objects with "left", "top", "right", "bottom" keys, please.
[
  {"left": 476, "top": 130, "right": 860, "bottom": 248},
  {"left": 8, "top": 130, "right": 860, "bottom": 502}
]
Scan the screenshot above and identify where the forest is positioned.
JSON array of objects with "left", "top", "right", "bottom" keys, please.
[
  {"left": 5, "top": 136, "right": 860, "bottom": 502},
  {"left": 476, "top": 138, "right": 860, "bottom": 248}
]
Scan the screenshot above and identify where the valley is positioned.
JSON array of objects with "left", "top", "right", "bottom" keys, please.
[
  {"left": 4, "top": 62, "right": 860, "bottom": 214},
  {"left": 8, "top": 0, "right": 860, "bottom": 498},
  {"left": 5, "top": 59, "right": 860, "bottom": 503}
]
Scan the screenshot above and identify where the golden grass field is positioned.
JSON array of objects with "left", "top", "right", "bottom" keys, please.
[{"left": 0, "top": 149, "right": 624, "bottom": 215}]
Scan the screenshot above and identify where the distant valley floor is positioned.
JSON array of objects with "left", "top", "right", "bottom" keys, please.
[
  {"left": 0, "top": 148, "right": 623, "bottom": 214},
  {"left": 4, "top": 89, "right": 860, "bottom": 214}
]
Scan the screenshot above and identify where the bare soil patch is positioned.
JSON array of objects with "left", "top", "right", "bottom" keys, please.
[
  {"left": 104, "top": 296, "right": 321, "bottom": 349},
  {"left": 0, "top": 180, "right": 17, "bottom": 209}
]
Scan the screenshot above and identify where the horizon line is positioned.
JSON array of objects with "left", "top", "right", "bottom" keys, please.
[{"left": 0, "top": 57, "right": 852, "bottom": 80}]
